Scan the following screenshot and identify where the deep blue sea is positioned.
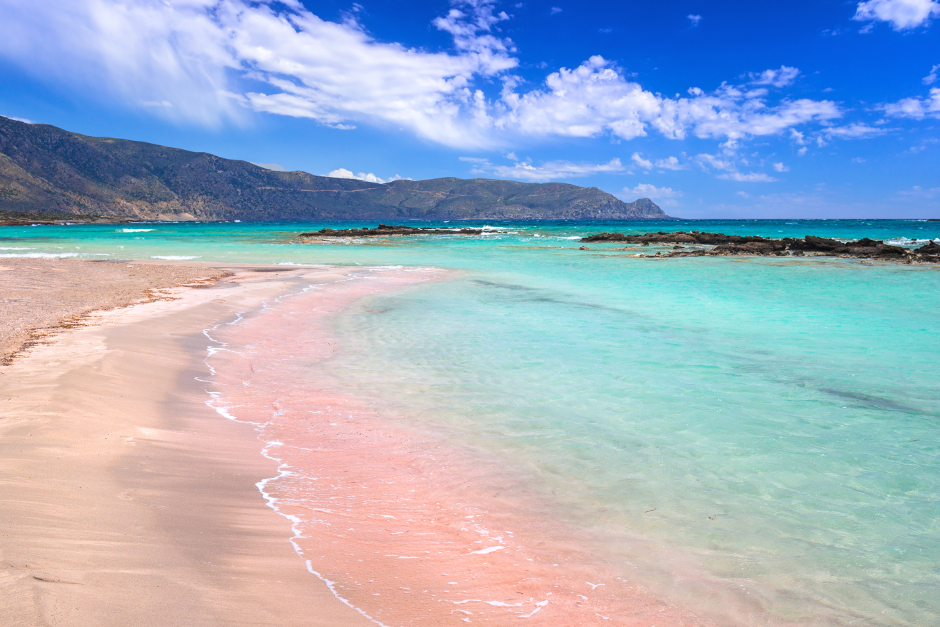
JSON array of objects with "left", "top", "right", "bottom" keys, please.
[{"left": 4, "top": 219, "right": 939, "bottom": 625}]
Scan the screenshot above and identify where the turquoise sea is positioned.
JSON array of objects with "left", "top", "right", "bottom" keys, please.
[{"left": 5, "top": 219, "right": 940, "bottom": 625}]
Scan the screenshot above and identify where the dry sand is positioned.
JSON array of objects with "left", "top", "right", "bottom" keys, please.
[
  {"left": 0, "top": 262, "right": 377, "bottom": 626},
  {"left": 0, "top": 258, "right": 229, "bottom": 365}
]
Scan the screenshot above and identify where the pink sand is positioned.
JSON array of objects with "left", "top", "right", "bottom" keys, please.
[{"left": 207, "top": 267, "right": 714, "bottom": 626}]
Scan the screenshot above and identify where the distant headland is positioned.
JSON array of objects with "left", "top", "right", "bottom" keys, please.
[{"left": 0, "top": 116, "right": 668, "bottom": 223}]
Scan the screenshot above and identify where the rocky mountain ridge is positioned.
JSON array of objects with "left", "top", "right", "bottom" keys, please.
[{"left": 0, "top": 116, "right": 668, "bottom": 222}]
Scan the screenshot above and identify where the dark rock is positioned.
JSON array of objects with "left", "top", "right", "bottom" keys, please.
[
  {"left": 915, "top": 241, "right": 940, "bottom": 255},
  {"left": 300, "top": 224, "right": 483, "bottom": 237},
  {"left": 581, "top": 232, "right": 628, "bottom": 242},
  {"left": 576, "top": 229, "right": 939, "bottom": 264}
]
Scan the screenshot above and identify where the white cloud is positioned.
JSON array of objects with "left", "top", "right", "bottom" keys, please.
[
  {"left": 695, "top": 152, "right": 776, "bottom": 181},
  {"left": 749, "top": 66, "right": 800, "bottom": 88},
  {"left": 327, "top": 168, "right": 387, "bottom": 183},
  {"left": 469, "top": 158, "right": 625, "bottom": 181},
  {"left": 550, "top": 7, "right": 562, "bottom": 15},
  {"left": 924, "top": 64, "right": 940, "bottom": 85},
  {"left": 625, "top": 183, "right": 682, "bottom": 199},
  {"left": 854, "top": 0, "right": 940, "bottom": 30},
  {"left": 1, "top": 114, "right": 34, "bottom": 123},
  {"left": 899, "top": 185, "right": 940, "bottom": 198},
  {"left": 688, "top": 14, "right": 702, "bottom": 26},
  {"left": 773, "top": 162, "right": 790, "bottom": 172},
  {"left": 499, "top": 57, "right": 840, "bottom": 143},
  {"left": 821, "top": 123, "right": 890, "bottom": 138},
  {"left": 631, "top": 152, "right": 653, "bottom": 169},
  {"left": 654, "top": 156, "right": 686, "bottom": 170},
  {"left": 694, "top": 153, "right": 735, "bottom": 172},
  {"left": 882, "top": 87, "right": 940, "bottom": 119},
  {"left": 0, "top": 1, "right": 844, "bottom": 149},
  {"left": 631, "top": 152, "right": 685, "bottom": 170},
  {"left": 718, "top": 172, "right": 778, "bottom": 182},
  {"left": 797, "top": 146, "right": 809, "bottom": 156}
]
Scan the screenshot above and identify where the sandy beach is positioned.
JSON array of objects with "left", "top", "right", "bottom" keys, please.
[
  {"left": 0, "top": 259, "right": 712, "bottom": 626},
  {"left": 0, "top": 261, "right": 378, "bottom": 626}
]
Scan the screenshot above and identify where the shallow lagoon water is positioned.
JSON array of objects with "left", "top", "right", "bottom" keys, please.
[{"left": 7, "top": 219, "right": 940, "bottom": 625}]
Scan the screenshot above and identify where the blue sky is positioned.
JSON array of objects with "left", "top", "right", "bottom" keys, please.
[{"left": 0, "top": 0, "right": 938, "bottom": 218}]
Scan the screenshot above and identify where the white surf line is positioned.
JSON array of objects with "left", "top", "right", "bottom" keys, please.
[
  {"left": 197, "top": 268, "right": 406, "bottom": 627},
  {"left": 468, "top": 546, "right": 505, "bottom": 555}
]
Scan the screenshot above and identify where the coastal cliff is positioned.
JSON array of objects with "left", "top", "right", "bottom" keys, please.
[{"left": 0, "top": 117, "right": 668, "bottom": 222}]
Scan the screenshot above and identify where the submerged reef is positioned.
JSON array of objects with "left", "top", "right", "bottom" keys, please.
[{"left": 580, "top": 231, "right": 940, "bottom": 263}]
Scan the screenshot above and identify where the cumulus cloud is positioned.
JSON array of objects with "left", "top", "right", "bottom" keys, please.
[
  {"left": 773, "top": 162, "right": 790, "bottom": 172},
  {"left": 499, "top": 57, "right": 840, "bottom": 143},
  {"left": 853, "top": 0, "right": 940, "bottom": 30},
  {"left": 882, "top": 88, "right": 940, "bottom": 119},
  {"left": 688, "top": 14, "right": 702, "bottom": 26},
  {"left": 327, "top": 168, "right": 387, "bottom": 183},
  {"left": 0, "top": 1, "right": 844, "bottom": 148},
  {"left": 468, "top": 157, "right": 625, "bottom": 181},
  {"left": 749, "top": 66, "right": 800, "bottom": 88}
]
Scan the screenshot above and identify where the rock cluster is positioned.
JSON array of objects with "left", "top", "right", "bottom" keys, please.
[
  {"left": 300, "top": 224, "right": 484, "bottom": 237},
  {"left": 580, "top": 231, "right": 940, "bottom": 263}
]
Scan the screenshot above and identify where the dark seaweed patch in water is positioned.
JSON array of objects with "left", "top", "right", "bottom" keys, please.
[
  {"left": 472, "top": 279, "right": 538, "bottom": 292},
  {"left": 817, "top": 388, "right": 919, "bottom": 413},
  {"left": 472, "top": 279, "right": 623, "bottom": 313}
]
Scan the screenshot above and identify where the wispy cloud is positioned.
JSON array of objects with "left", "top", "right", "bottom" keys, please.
[
  {"left": 0, "top": 1, "right": 847, "bottom": 149},
  {"left": 773, "top": 162, "right": 790, "bottom": 172},
  {"left": 821, "top": 123, "right": 890, "bottom": 138},
  {"left": 631, "top": 152, "right": 686, "bottom": 170},
  {"left": 687, "top": 14, "right": 702, "bottom": 26},
  {"left": 1, "top": 113, "right": 33, "bottom": 124},
  {"left": 468, "top": 157, "right": 625, "bottom": 181},
  {"left": 718, "top": 172, "right": 778, "bottom": 182},
  {"left": 624, "top": 183, "right": 682, "bottom": 199},
  {"left": 924, "top": 64, "right": 940, "bottom": 85}
]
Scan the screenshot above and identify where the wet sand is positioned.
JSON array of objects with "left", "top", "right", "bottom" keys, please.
[{"left": 0, "top": 262, "right": 378, "bottom": 626}]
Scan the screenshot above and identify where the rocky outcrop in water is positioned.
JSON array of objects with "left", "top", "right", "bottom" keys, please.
[
  {"left": 580, "top": 231, "right": 940, "bottom": 263},
  {"left": 300, "top": 224, "right": 484, "bottom": 237}
]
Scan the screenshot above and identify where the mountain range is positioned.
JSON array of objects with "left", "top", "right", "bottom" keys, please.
[{"left": 0, "top": 116, "right": 668, "bottom": 222}]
